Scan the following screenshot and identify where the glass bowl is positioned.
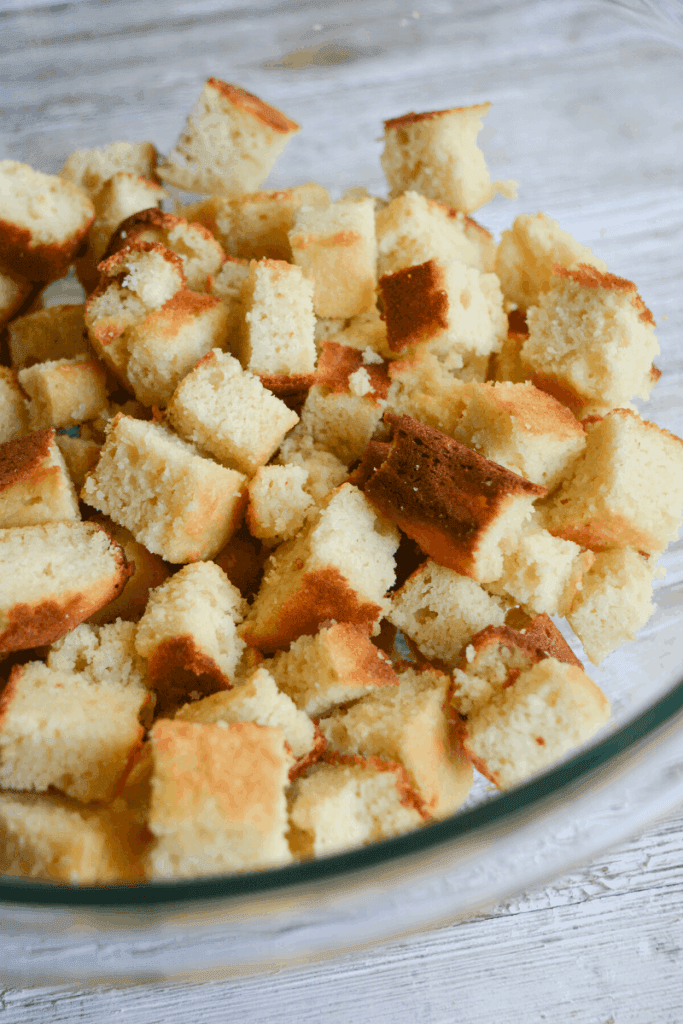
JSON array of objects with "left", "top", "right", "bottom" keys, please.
[{"left": 1, "top": 0, "right": 683, "bottom": 983}]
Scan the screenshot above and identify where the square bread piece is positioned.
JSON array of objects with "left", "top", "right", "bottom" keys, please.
[
  {"left": 320, "top": 665, "right": 473, "bottom": 819},
  {"left": 388, "top": 558, "right": 506, "bottom": 666},
  {"left": 489, "top": 329, "right": 532, "bottom": 385},
  {"left": 19, "top": 357, "right": 109, "bottom": 430},
  {"left": 157, "top": 78, "right": 300, "bottom": 195},
  {"left": 48, "top": 620, "right": 151, "bottom": 706},
  {"left": 288, "top": 754, "right": 427, "bottom": 859},
  {"left": 86, "top": 514, "right": 171, "bottom": 625},
  {"left": 495, "top": 213, "right": 607, "bottom": 312},
  {"left": 385, "top": 350, "right": 472, "bottom": 436},
  {"left": 0, "top": 428, "right": 80, "bottom": 528},
  {"left": 275, "top": 424, "right": 349, "bottom": 504},
  {"left": 381, "top": 103, "right": 516, "bottom": 212},
  {"left": 207, "top": 255, "right": 251, "bottom": 351},
  {"left": 59, "top": 140, "right": 158, "bottom": 197},
  {"left": 81, "top": 415, "right": 247, "bottom": 563},
  {"left": 0, "top": 521, "right": 131, "bottom": 653},
  {"left": 166, "top": 348, "right": 299, "bottom": 476},
  {"left": 55, "top": 435, "right": 102, "bottom": 492},
  {"left": 8, "top": 304, "right": 89, "bottom": 370},
  {"left": 0, "top": 266, "right": 33, "bottom": 332},
  {"left": 147, "top": 719, "right": 293, "bottom": 878},
  {"left": 459, "top": 657, "right": 610, "bottom": 790},
  {"left": 246, "top": 464, "right": 314, "bottom": 546},
  {"left": 522, "top": 265, "right": 659, "bottom": 413},
  {"left": 542, "top": 409, "right": 683, "bottom": 554},
  {"left": 0, "top": 160, "right": 95, "bottom": 281},
  {"left": 237, "top": 258, "right": 316, "bottom": 374},
  {"left": 452, "top": 381, "right": 587, "bottom": 491},
  {"left": 567, "top": 548, "right": 656, "bottom": 665},
  {"left": 376, "top": 191, "right": 496, "bottom": 278},
  {"left": 267, "top": 620, "right": 398, "bottom": 717},
  {"left": 289, "top": 197, "right": 377, "bottom": 318},
  {"left": 135, "top": 561, "right": 247, "bottom": 714},
  {"left": 241, "top": 483, "right": 400, "bottom": 653}
]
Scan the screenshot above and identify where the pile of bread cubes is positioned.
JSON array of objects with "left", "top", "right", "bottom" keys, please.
[{"left": 0, "top": 78, "right": 681, "bottom": 885}]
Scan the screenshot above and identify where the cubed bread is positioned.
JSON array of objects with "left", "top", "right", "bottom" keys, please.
[
  {"left": 321, "top": 665, "right": 472, "bottom": 818},
  {"left": 0, "top": 160, "right": 95, "bottom": 281},
  {"left": 542, "top": 409, "right": 683, "bottom": 554},
  {"left": 18, "top": 357, "right": 109, "bottom": 430},
  {"left": 489, "top": 329, "right": 531, "bottom": 385},
  {"left": 567, "top": 548, "right": 656, "bottom": 665},
  {"left": 241, "top": 483, "right": 400, "bottom": 652},
  {"left": 48, "top": 619, "right": 151, "bottom": 701},
  {"left": 55, "top": 434, "right": 102, "bottom": 491},
  {"left": 381, "top": 103, "right": 516, "bottom": 212},
  {"left": 246, "top": 464, "right": 314, "bottom": 545},
  {"left": 275, "top": 423, "right": 350, "bottom": 503},
  {"left": 81, "top": 414, "right": 247, "bottom": 563},
  {"left": 147, "top": 719, "right": 293, "bottom": 878},
  {"left": 59, "top": 140, "right": 158, "bottom": 197},
  {"left": 7, "top": 303, "right": 89, "bottom": 370},
  {"left": 237, "top": 258, "right": 316, "bottom": 374},
  {"left": 0, "top": 521, "right": 131, "bottom": 653},
  {"left": 495, "top": 213, "right": 607, "bottom": 312},
  {"left": 376, "top": 191, "right": 496, "bottom": 278},
  {"left": 157, "top": 78, "right": 300, "bottom": 195},
  {"left": 459, "top": 658, "right": 610, "bottom": 790},
  {"left": 207, "top": 255, "right": 251, "bottom": 351},
  {"left": 318, "top": 305, "right": 391, "bottom": 359},
  {"left": 388, "top": 558, "right": 506, "bottom": 666},
  {"left": 166, "top": 348, "right": 299, "bottom": 476},
  {"left": 0, "top": 428, "right": 80, "bottom": 527},
  {"left": 386, "top": 350, "right": 472, "bottom": 435},
  {"left": 289, "top": 198, "right": 377, "bottom": 318},
  {"left": 86, "top": 514, "right": 171, "bottom": 625},
  {"left": 522, "top": 266, "right": 659, "bottom": 413},
  {"left": 267, "top": 620, "right": 398, "bottom": 717},
  {"left": 0, "top": 265, "right": 33, "bottom": 330},
  {"left": 135, "top": 561, "right": 247, "bottom": 713}
]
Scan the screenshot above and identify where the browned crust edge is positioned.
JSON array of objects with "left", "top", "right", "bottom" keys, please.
[{"left": 147, "top": 635, "right": 233, "bottom": 715}]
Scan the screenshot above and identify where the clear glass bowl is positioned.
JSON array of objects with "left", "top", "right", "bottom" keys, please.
[{"left": 1, "top": 0, "right": 683, "bottom": 983}]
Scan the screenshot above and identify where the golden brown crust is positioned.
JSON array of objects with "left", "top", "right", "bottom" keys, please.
[
  {"left": 0, "top": 214, "right": 94, "bottom": 283},
  {"left": 456, "top": 723, "right": 501, "bottom": 787},
  {"left": 290, "top": 229, "right": 361, "bottom": 251},
  {"left": 0, "top": 428, "right": 54, "bottom": 492},
  {"left": 383, "top": 102, "right": 491, "bottom": 132},
  {"left": 323, "top": 750, "right": 431, "bottom": 821},
  {"left": 213, "top": 523, "right": 268, "bottom": 600},
  {"left": 316, "top": 341, "right": 390, "bottom": 401},
  {"left": 258, "top": 373, "right": 317, "bottom": 414},
  {"left": 147, "top": 635, "right": 232, "bottom": 716},
  {"left": 379, "top": 260, "right": 449, "bottom": 354},
  {"left": 289, "top": 722, "right": 326, "bottom": 781},
  {"left": 523, "top": 613, "right": 584, "bottom": 669},
  {"left": 477, "top": 382, "right": 585, "bottom": 440},
  {"left": 96, "top": 239, "right": 186, "bottom": 287},
  {"left": 207, "top": 78, "right": 300, "bottom": 134},
  {"left": 529, "top": 371, "right": 586, "bottom": 415},
  {"left": 326, "top": 621, "right": 399, "bottom": 689},
  {"left": 553, "top": 263, "right": 655, "bottom": 325},
  {"left": 102, "top": 207, "right": 220, "bottom": 261}
]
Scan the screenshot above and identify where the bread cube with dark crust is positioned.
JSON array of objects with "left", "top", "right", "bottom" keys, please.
[
  {"left": 7, "top": 304, "right": 89, "bottom": 370},
  {"left": 0, "top": 428, "right": 80, "bottom": 528}
]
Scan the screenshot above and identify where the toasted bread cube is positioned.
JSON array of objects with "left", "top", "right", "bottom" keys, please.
[
  {"left": 135, "top": 562, "right": 247, "bottom": 713},
  {"left": 289, "top": 198, "right": 377, "bottom": 318},
  {"left": 451, "top": 623, "right": 552, "bottom": 717},
  {"left": 459, "top": 658, "right": 610, "bottom": 789},
  {"left": 0, "top": 266, "right": 33, "bottom": 330},
  {"left": 0, "top": 521, "right": 131, "bottom": 653},
  {"left": 319, "top": 305, "right": 391, "bottom": 359},
  {"left": 0, "top": 161, "right": 95, "bottom": 281},
  {"left": 388, "top": 559, "right": 506, "bottom": 666},
  {"left": 86, "top": 514, "right": 171, "bottom": 625},
  {"left": 376, "top": 191, "right": 496, "bottom": 278},
  {"left": 237, "top": 258, "right": 316, "bottom": 374},
  {"left": 0, "top": 368, "right": 29, "bottom": 444},
  {"left": 386, "top": 351, "right": 472, "bottom": 435},
  {"left": 495, "top": 213, "right": 607, "bottom": 312},
  {"left": 55, "top": 435, "right": 101, "bottom": 492},
  {"left": 19, "top": 357, "right": 109, "bottom": 430},
  {"left": 321, "top": 665, "right": 472, "bottom": 818},
  {"left": 543, "top": 409, "right": 683, "bottom": 554},
  {"left": 8, "top": 304, "right": 89, "bottom": 370},
  {"left": 522, "top": 266, "right": 659, "bottom": 413},
  {"left": 567, "top": 548, "right": 656, "bottom": 665},
  {"left": 267, "top": 621, "right": 398, "bottom": 717},
  {"left": 0, "top": 428, "right": 79, "bottom": 528},
  {"left": 207, "top": 255, "right": 250, "bottom": 352},
  {"left": 241, "top": 483, "right": 400, "bottom": 653},
  {"left": 381, "top": 103, "right": 516, "bottom": 212},
  {"left": 48, "top": 620, "right": 151, "bottom": 698},
  {"left": 59, "top": 141, "right": 158, "bottom": 197},
  {"left": 247, "top": 464, "right": 314, "bottom": 546},
  {"left": 276, "top": 424, "right": 349, "bottom": 504},
  {"left": 489, "top": 329, "right": 531, "bottom": 385},
  {"left": 288, "top": 755, "right": 426, "bottom": 858},
  {"left": 167, "top": 349, "right": 299, "bottom": 476},
  {"left": 157, "top": 78, "right": 300, "bottom": 195},
  {"left": 148, "top": 719, "right": 293, "bottom": 877}
]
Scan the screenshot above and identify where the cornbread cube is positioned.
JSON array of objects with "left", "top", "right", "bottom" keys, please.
[
  {"left": 0, "top": 521, "right": 131, "bottom": 653},
  {"left": 489, "top": 329, "right": 531, "bottom": 385},
  {"left": 157, "top": 78, "right": 300, "bottom": 195},
  {"left": 495, "top": 213, "right": 607, "bottom": 311},
  {"left": 213, "top": 524, "right": 268, "bottom": 602},
  {"left": 55, "top": 435, "right": 102, "bottom": 491},
  {"left": 376, "top": 191, "right": 496, "bottom": 278},
  {"left": 207, "top": 255, "right": 250, "bottom": 351},
  {"left": 388, "top": 559, "right": 506, "bottom": 666},
  {"left": 459, "top": 658, "right": 610, "bottom": 790},
  {"left": 241, "top": 483, "right": 400, "bottom": 653},
  {"left": 289, "top": 198, "right": 377, "bottom": 318},
  {"left": 321, "top": 665, "right": 472, "bottom": 818},
  {"left": 0, "top": 160, "right": 95, "bottom": 281},
  {"left": 451, "top": 624, "right": 547, "bottom": 717},
  {"left": 452, "top": 382, "right": 586, "bottom": 491},
  {"left": 247, "top": 464, "right": 314, "bottom": 545},
  {"left": 7, "top": 303, "right": 89, "bottom": 369},
  {"left": 288, "top": 755, "right": 426, "bottom": 859},
  {"left": 319, "top": 305, "right": 391, "bottom": 359},
  {"left": 543, "top": 409, "right": 683, "bottom": 554},
  {"left": 81, "top": 415, "right": 247, "bottom": 563},
  {"left": 386, "top": 351, "right": 472, "bottom": 435},
  {"left": 0, "top": 370, "right": 29, "bottom": 445},
  {"left": 381, "top": 103, "right": 516, "bottom": 212},
  {"left": 135, "top": 561, "right": 247, "bottom": 713},
  {"left": 19, "top": 357, "right": 109, "bottom": 430},
  {"left": 275, "top": 424, "right": 349, "bottom": 503},
  {"left": 86, "top": 514, "right": 171, "bottom": 625},
  {"left": 238, "top": 259, "right": 316, "bottom": 374},
  {"left": 314, "top": 316, "right": 347, "bottom": 347},
  {"left": 0, "top": 658, "right": 146, "bottom": 803},
  {"left": 0, "top": 429, "right": 79, "bottom": 528},
  {"left": 166, "top": 349, "right": 299, "bottom": 476},
  {"left": 0, "top": 266, "right": 33, "bottom": 330},
  {"left": 267, "top": 621, "right": 398, "bottom": 717},
  {"left": 522, "top": 266, "right": 659, "bottom": 413},
  {"left": 176, "top": 666, "right": 322, "bottom": 774},
  {"left": 60, "top": 140, "right": 158, "bottom": 197},
  {"left": 567, "top": 548, "right": 656, "bottom": 665},
  {"left": 48, "top": 619, "right": 151, "bottom": 702},
  {"left": 147, "top": 719, "right": 293, "bottom": 878}
]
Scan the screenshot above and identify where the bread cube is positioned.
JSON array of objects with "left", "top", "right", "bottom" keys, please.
[
  {"left": 167, "top": 349, "right": 299, "bottom": 476},
  {"left": 489, "top": 329, "right": 531, "bottom": 385},
  {"left": 19, "top": 357, "right": 109, "bottom": 430},
  {"left": 48, "top": 620, "right": 151, "bottom": 701},
  {"left": 207, "top": 255, "right": 250, "bottom": 351},
  {"left": 8, "top": 303, "right": 89, "bottom": 370},
  {"left": 55, "top": 435, "right": 101, "bottom": 491},
  {"left": 0, "top": 265, "right": 33, "bottom": 330},
  {"left": 238, "top": 258, "right": 316, "bottom": 374},
  {"left": 275, "top": 424, "right": 349, "bottom": 503},
  {"left": 0, "top": 368, "right": 29, "bottom": 444},
  {"left": 157, "top": 78, "right": 300, "bottom": 195},
  {"left": 386, "top": 350, "right": 472, "bottom": 435},
  {"left": 381, "top": 103, "right": 516, "bottom": 212},
  {"left": 60, "top": 140, "right": 158, "bottom": 197},
  {"left": 247, "top": 464, "right": 314, "bottom": 545},
  {"left": 450, "top": 623, "right": 548, "bottom": 717},
  {"left": 318, "top": 305, "right": 391, "bottom": 359},
  {"left": 289, "top": 198, "right": 377, "bottom": 318},
  {"left": 0, "top": 428, "right": 79, "bottom": 528},
  {"left": 147, "top": 719, "right": 293, "bottom": 878},
  {"left": 86, "top": 514, "right": 171, "bottom": 625}
]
